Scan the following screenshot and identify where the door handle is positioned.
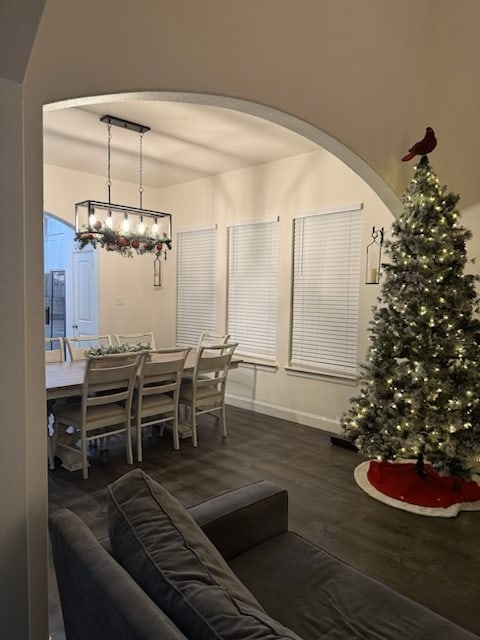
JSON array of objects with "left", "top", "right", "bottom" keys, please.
[{"left": 45, "top": 307, "right": 50, "bottom": 325}]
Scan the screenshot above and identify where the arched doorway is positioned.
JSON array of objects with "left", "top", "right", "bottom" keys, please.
[{"left": 44, "top": 91, "right": 402, "bottom": 218}]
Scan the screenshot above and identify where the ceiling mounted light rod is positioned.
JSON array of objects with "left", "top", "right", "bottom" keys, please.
[
  {"left": 75, "top": 115, "right": 172, "bottom": 259},
  {"left": 100, "top": 114, "right": 151, "bottom": 135}
]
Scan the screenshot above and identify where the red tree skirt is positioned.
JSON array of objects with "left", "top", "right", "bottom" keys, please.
[{"left": 354, "top": 460, "right": 480, "bottom": 517}]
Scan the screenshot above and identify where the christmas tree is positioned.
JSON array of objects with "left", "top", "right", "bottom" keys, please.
[{"left": 342, "top": 155, "right": 480, "bottom": 480}]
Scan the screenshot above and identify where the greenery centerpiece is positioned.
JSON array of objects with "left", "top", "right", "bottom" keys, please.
[{"left": 84, "top": 342, "right": 151, "bottom": 357}]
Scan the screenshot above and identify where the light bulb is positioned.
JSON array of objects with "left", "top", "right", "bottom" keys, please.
[
  {"left": 89, "top": 213, "right": 96, "bottom": 227},
  {"left": 138, "top": 220, "right": 145, "bottom": 235},
  {"left": 122, "top": 215, "right": 130, "bottom": 232},
  {"left": 105, "top": 215, "right": 113, "bottom": 229},
  {"left": 152, "top": 218, "right": 159, "bottom": 236}
]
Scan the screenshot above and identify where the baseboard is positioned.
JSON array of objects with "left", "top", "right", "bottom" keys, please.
[{"left": 226, "top": 393, "right": 341, "bottom": 434}]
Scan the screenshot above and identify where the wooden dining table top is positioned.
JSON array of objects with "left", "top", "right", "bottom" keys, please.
[{"left": 46, "top": 350, "right": 241, "bottom": 400}]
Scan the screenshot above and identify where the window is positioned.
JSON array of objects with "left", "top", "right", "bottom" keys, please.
[
  {"left": 227, "top": 219, "right": 279, "bottom": 360},
  {"left": 290, "top": 205, "right": 363, "bottom": 378},
  {"left": 176, "top": 226, "right": 217, "bottom": 346}
]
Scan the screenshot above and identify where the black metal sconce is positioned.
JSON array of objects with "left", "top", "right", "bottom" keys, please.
[{"left": 366, "top": 226, "right": 384, "bottom": 284}]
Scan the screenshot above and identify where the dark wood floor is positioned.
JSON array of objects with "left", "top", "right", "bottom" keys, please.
[{"left": 48, "top": 406, "right": 480, "bottom": 638}]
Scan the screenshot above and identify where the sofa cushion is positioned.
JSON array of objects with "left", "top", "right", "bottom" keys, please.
[
  {"left": 107, "top": 469, "right": 303, "bottom": 640},
  {"left": 49, "top": 508, "right": 188, "bottom": 640},
  {"left": 229, "top": 531, "right": 478, "bottom": 640}
]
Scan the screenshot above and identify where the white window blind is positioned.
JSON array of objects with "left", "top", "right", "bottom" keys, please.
[
  {"left": 227, "top": 219, "right": 279, "bottom": 360},
  {"left": 290, "top": 207, "right": 362, "bottom": 377},
  {"left": 176, "top": 227, "right": 217, "bottom": 346}
]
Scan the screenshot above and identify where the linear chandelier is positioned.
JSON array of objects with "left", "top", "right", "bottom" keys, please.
[{"left": 75, "top": 114, "right": 172, "bottom": 259}]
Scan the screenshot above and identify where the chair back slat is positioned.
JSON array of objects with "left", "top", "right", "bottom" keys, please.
[
  {"left": 197, "top": 353, "right": 231, "bottom": 373},
  {"left": 197, "top": 331, "right": 230, "bottom": 350},
  {"left": 115, "top": 332, "right": 156, "bottom": 350}
]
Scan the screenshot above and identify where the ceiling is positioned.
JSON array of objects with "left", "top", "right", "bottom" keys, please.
[{"left": 43, "top": 101, "right": 319, "bottom": 189}]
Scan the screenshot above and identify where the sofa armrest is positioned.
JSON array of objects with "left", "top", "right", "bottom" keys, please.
[{"left": 187, "top": 480, "right": 288, "bottom": 560}]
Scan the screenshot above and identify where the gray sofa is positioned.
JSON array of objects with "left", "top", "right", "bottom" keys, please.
[{"left": 49, "top": 470, "right": 478, "bottom": 640}]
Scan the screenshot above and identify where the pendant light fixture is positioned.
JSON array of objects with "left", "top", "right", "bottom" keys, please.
[{"left": 75, "top": 114, "right": 172, "bottom": 258}]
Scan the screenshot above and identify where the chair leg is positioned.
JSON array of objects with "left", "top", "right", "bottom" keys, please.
[
  {"left": 191, "top": 406, "right": 198, "bottom": 447},
  {"left": 81, "top": 431, "right": 89, "bottom": 480},
  {"left": 47, "top": 414, "right": 57, "bottom": 470},
  {"left": 221, "top": 404, "right": 227, "bottom": 438},
  {"left": 171, "top": 407, "right": 180, "bottom": 450},
  {"left": 125, "top": 423, "right": 134, "bottom": 465},
  {"left": 172, "top": 417, "right": 180, "bottom": 451},
  {"left": 137, "top": 422, "right": 143, "bottom": 463}
]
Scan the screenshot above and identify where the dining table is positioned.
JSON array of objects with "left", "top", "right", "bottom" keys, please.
[{"left": 46, "top": 350, "right": 242, "bottom": 471}]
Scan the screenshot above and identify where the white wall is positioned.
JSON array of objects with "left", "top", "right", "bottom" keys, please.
[
  {"left": 45, "top": 145, "right": 394, "bottom": 433},
  {"left": 0, "top": 77, "right": 48, "bottom": 638}
]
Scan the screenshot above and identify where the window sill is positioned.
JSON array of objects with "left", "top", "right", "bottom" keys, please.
[
  {"left": 238, "top": 359, "right": 278, "bottom": 372},
  {"left": 285, "top": 365, "right": 358, "bottom": 385}
]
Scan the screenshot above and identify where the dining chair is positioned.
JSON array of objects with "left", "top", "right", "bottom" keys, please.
[
  {"left": 52, "top": 352, "right": 143, "bottom": 479},
  {"left": 65, "top": 335, "right": 113, "bottom": 362},
  {"left": 133, "top": 347, "right": 191, "bottom": 461},
  {"left": 197, "top": 331, "right": 231, "bottom": 349},
  {"left": 45, "top": 337, "right": 65, "bottom": 363},
  {"left": 178, "top": 342, "right": 238, "bottom": 447},
  {"left": 115, "top": 332, "right": 156, "bottom": 350},
  {"left": 45, "top": 337, "right": 66, "bottom": 469}
]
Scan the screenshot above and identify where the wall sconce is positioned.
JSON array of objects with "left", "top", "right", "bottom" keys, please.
[
  {"left": 153, "top": 256, "right": 162, "bottom": 287},
  {"left": 366, "top": 226, "right": 384, "bottom": 284}
]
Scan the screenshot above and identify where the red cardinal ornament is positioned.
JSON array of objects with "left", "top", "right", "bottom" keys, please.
[{"left": 401, "top": 127, "right": 437, "bottom": 161}]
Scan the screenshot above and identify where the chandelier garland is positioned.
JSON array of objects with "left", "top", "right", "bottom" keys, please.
[{"left": 74, "top": 115, "right": 172, "bottom": 259}]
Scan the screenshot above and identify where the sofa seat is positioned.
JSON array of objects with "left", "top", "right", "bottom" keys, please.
[{"left": 229, "top": 531, "right": 478, "bottom": 640}]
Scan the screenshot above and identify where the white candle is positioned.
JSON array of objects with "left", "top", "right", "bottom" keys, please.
[{"left": 368, "top": 267, "right": 378, "bottom": 283}]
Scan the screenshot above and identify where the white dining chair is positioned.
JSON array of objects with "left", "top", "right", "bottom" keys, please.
[
  {"left": 197, "top": 331, "right": 231, "bottom": 348},
  {"left": 45, "top": 337, "right": 65, "bottom": 363},
  {"left": 115, "top": 332, "right": 156, "bottom": 350},
  {"left": 133, "top": 347, "right": 191, "bottom": 461},
  {"left": 45, "top": 337, "right": 66, "bottom": 469},
  {"left": 65, "top": 335, "right": 113, "bottom": 362},
  {"left": 179, "top": 342, "right": 238, "bottom": 447},
  {"left": 52, "top": 352, "right": 143, "bottom": 479}
]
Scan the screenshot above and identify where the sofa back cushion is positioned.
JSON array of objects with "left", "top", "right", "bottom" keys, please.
[
  {"left": 107, "top": 469, "right": 303, "bottom": 640},
  {"left": 49, "top": 508, "right": 188, "bottom": 640}
]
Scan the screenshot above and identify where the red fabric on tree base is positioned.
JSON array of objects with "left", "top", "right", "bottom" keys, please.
[{"left": 367, "top": 460, "right": 480, "bottom": 508}]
